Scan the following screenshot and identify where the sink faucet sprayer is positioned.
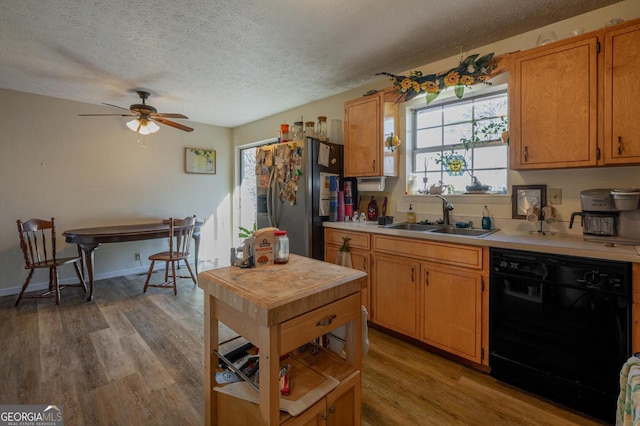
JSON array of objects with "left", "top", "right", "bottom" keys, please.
[{"left": 435, "top": 195, "right": 454, "bottom": 225}]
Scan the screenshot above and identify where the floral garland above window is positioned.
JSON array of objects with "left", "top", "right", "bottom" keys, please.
[{"left": 378, "top": 53, "right": 497, "bottom": 104}]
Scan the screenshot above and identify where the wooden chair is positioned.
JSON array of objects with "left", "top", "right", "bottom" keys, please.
[
  {"left": 143, "top": 215, "right": 197, "bottom": 295},
  {"left": 16, "top": 217, "right": 87, "bottom": 306}
]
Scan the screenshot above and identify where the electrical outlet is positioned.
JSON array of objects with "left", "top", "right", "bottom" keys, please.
[
  {"left": 549, "top": 188, "right": 562, "bottom": 205},
  {"left": 134, "top": 251, "right": 141, "bottom": 261}
]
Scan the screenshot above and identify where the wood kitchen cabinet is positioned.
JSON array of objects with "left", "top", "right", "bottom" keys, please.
[
  {"left": 324, "top": 228, "right": 371, "bottom": 316},
  {"left": 421, "top": 263, "right": 483, "bottom": 363},
  {"left": 343, "top": 89, "right": 399, "bottom": 177},
  {"left": 510, "top": 36, "right": 598, "bottom": 169},
  {"left": 371, "top": 254, "right": 421, "bottom": 338},
  {"left": 371, "top": 234, "right": 488, "bottom": 365},
  {"left": 603, "top": 21, "right": 640, "bottom": 164},
  {"left": 510, "top": 18, "right": 640, "bottom": 170}
]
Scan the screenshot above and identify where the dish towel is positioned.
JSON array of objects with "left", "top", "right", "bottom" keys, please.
[{"left": 617, "top": 356, "right": 640, "bottom": 426}]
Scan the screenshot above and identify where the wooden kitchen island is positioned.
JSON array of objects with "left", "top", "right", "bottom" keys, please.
[{"left": 198, "top": 254, "right": 366, "bottom": 425}]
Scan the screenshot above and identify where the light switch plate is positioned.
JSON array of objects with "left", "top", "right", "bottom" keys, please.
[{"left": 549, "top": 188, "right": 562, "bottom": 205}]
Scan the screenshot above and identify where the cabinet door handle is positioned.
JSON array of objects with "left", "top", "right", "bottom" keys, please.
[
  {"left": 316, "top": 314, "right": 337, "bottom": 327},
  {"left": 362, "top": 258, "right": 366, "bottom": 270},
  {"left": 618, "top": 136, "right": 623, "bottom": 155},
  {"left": 411, "top": 267, "right": 415, "bottom": 282},
  {"left": 321, "top": 412, "right": 328, "bottom": 420},
  {"left": 372, "top": 159, "right": 376, "bottom": 172},
  {"left": 596, "top": 147, "right": 601, "bottom": 160},
  {"left": 425, "top": 270, "right": 429, "bottom": 286},
  {"left": 524, "top": 146, "right": 529, "bottom": 162},
  {"left": 329, "top": 406, "right": 335, "bottom": 414}
]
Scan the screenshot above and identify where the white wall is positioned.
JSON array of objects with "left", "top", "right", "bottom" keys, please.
[
  {"left": 0, "top": 89, "right": 233, "bottom": 296},
  {"left": 232, "top": 0, "right": 640, "bottom": 235}
]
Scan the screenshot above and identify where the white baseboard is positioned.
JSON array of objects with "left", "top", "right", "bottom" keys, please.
[{"left": 0, "top": 264, "right": 167, "bottom": 298}]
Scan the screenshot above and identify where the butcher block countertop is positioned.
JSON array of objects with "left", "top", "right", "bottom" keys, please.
[
  {"left": 197, "top": 254, "right": 366, "bottom": 326},
  {"left": 324, "top": 221, "right": 640, "bottom": 263}
]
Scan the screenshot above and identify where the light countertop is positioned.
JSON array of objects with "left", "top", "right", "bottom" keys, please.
[{"left": 324, "top": 221, "right": 640, "bottom": 263}]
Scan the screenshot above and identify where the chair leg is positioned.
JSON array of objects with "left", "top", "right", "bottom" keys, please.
[
  {"left": 182, "top": 259, "right": 197, "bottom": 285},
  {"left": 143, "top": 261, "right": 155, "bottom": 293},
  {"left": 171, "top": 261, "right": 177, "bottom": 295},
  {"left": 73, "top": 262, "right": 88, "bottom": 293},
  {"left": 53, "top": 267, "right": 61, "bottom": 305},
  {"left": 15, "top": 269, "right": 35, "bottom": 307},
  {"left": 165, "top": 262, "right": 169, "bottom": 282}
]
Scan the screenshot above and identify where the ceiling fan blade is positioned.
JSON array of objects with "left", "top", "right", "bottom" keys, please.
[
  {"left": 78, "top": 113, "right": 136, "bottom": 116},
  {"left": 152, "top": 117, "right": 194, "bottom": 132},
  {"left": 102, "top": 102, "right": 134, "bottom": 112},
  {"left": 152, "top": 113, "right": 189, "bottom": 119}
]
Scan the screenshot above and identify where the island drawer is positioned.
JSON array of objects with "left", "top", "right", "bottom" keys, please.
[{"left": 280, "top": 293, "right": 361, "bottom": 354}]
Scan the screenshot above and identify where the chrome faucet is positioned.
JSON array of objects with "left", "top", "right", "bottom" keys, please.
[{"left": 435, "top": 195, "right": 454, "bottom": 225}]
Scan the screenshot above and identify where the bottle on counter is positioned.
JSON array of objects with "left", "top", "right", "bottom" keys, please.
[
  {"left": 482, "top": 205, "right": 492, "bottom": 230},
  {"left": 274, "top": 230, "right": 289, "bottom": 264},
  {"left": 367, "top": 196, "right": 378, "bottom": 221},
  {"left": 407, "top": 204, "right": 416, "bottom": 223}
]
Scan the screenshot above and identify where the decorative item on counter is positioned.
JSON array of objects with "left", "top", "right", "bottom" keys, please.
[
  {"left": 274, "top": 230, "right": 289, "bottom": 264},
  {"left": 542, "top": 205, "right": 557, "bottom": 224},
  {"left": 316, "top": 116, "right": 327, "bottom": 141},
  {"left": 367, "top": 196, "right": 378, "bottom": 221},
  {"left": 232, "top": 224, "right": 257, "bottom": 268},
  {"left": 384, "top": 133, "right": 401, "bottom": 152},
  {"left": 378, "top": 52, "right": 497, "bottom": 105},
  {"left": 335, "top": 237, "right": 352, "bottom": 268},
  {"left": 304, "top": 121, "right": 315, "bottom": 138},
  {"left": 280, "top": 122, "right": 289, "bottom": 142},
  {"left": 482, "top": 206, "right": 492, "bottom": 230},
  {"left": 407, "top": 204, "right": 416, "bottom": 223},
  {"left": 536, "top": 31, "right": 558, "bottom": 46}
]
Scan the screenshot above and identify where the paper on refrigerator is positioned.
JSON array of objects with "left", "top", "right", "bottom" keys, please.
[{"left": 319, "top": 172, "right": 339, "bottom": 216}]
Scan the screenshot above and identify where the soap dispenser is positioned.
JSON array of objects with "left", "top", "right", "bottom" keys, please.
[{"left": 407, "top": 204, "right": 416, "bottom": 224}]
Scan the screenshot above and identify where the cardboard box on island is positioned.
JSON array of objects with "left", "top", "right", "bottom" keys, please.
[{"left": 254, "top": 227, "right": 276, "bottom": 266}]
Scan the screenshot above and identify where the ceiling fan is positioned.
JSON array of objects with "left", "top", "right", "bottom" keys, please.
[{"left": 79, "top": 90, "right": 193, "bottom": 134}]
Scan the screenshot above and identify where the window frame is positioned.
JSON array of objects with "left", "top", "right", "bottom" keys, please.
[{"left": 410, "top": 89, "right": 509, "bottom": 195}]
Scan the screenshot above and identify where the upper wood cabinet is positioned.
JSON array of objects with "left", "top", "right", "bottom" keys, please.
[
  {"left": 343, "top": 89, "right": 399, "bottom": 177},
  {"left": 603, "top": 21, "right": 640, "bottom": 164},
  {"left": 510, "top": 18, "right": 640, "bottom": 170},
  {"left": 510, "top": 37, "right": 598, "bottom": 169}
]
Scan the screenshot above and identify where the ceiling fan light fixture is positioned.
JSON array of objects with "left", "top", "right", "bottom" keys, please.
[{"left": 127, "top": 118, "right": 160, "bottom": 135}]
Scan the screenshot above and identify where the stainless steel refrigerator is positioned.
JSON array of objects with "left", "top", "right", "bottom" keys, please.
[{"left": 256, "top": 138, "right": 344, "bottom": 260}]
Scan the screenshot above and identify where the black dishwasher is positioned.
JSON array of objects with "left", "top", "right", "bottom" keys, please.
[{"left": 489, "top": 248, "right": 631, "bottom": 423}]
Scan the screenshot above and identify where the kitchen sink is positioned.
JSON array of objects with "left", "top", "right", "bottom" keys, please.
[
  {"left": 384, "top": 223, "right": 441, "bottom": 232},
  {"left": 428, "top": 226, "right": 498, "bottom": 237}
]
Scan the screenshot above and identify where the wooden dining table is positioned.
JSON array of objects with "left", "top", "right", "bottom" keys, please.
[{"left": 63, "top": 221, "right": 202, "bottom": 301}]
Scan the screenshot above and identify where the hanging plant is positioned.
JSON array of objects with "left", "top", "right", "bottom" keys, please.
[{"left": 378, "top": 53, "right": 497, "bottom": 105}]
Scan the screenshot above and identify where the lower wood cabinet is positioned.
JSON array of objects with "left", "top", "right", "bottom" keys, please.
[
  {"left": 371, "top": 254, "right": 420, "bottom": 338},
  {"left": 283, "top": 372, "right": 360, "bottom": 426},
  {"left": 324, "top": 229, "right": 371, "bottom": 317},
  {"left": 421, "top": 263, "right": 483, "bottom": 363}
]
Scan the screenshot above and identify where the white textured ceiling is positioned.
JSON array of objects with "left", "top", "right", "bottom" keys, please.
[{"left": 0, "top": 0, "right": 624, "bottom": 128}]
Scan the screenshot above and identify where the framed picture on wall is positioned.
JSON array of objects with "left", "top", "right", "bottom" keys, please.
[
  {"left": 185, "top": 148, "right": 216, "bottom": 174},
  {"left": 512, "top": 185, "right": 546, "bottom": 219}
]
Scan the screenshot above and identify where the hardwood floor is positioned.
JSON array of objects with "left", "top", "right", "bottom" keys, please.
[{"left": 0, "top": 272, "right": 606, "bottom": 425}]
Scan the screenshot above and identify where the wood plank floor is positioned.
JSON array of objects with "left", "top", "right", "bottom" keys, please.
[{"left": 0, "top": 272, "right": 607, "bottom": 425}]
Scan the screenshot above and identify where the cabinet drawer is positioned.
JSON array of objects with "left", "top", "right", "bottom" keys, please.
[
  {"left": 325, "top": 229, "right": 370, "bottom": 250},
  {"left": 373, "top": 235, "right": 482, "bottom": 269},
  {"left": 280, "top": 293, "right": 360, "bottom": 354}
]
